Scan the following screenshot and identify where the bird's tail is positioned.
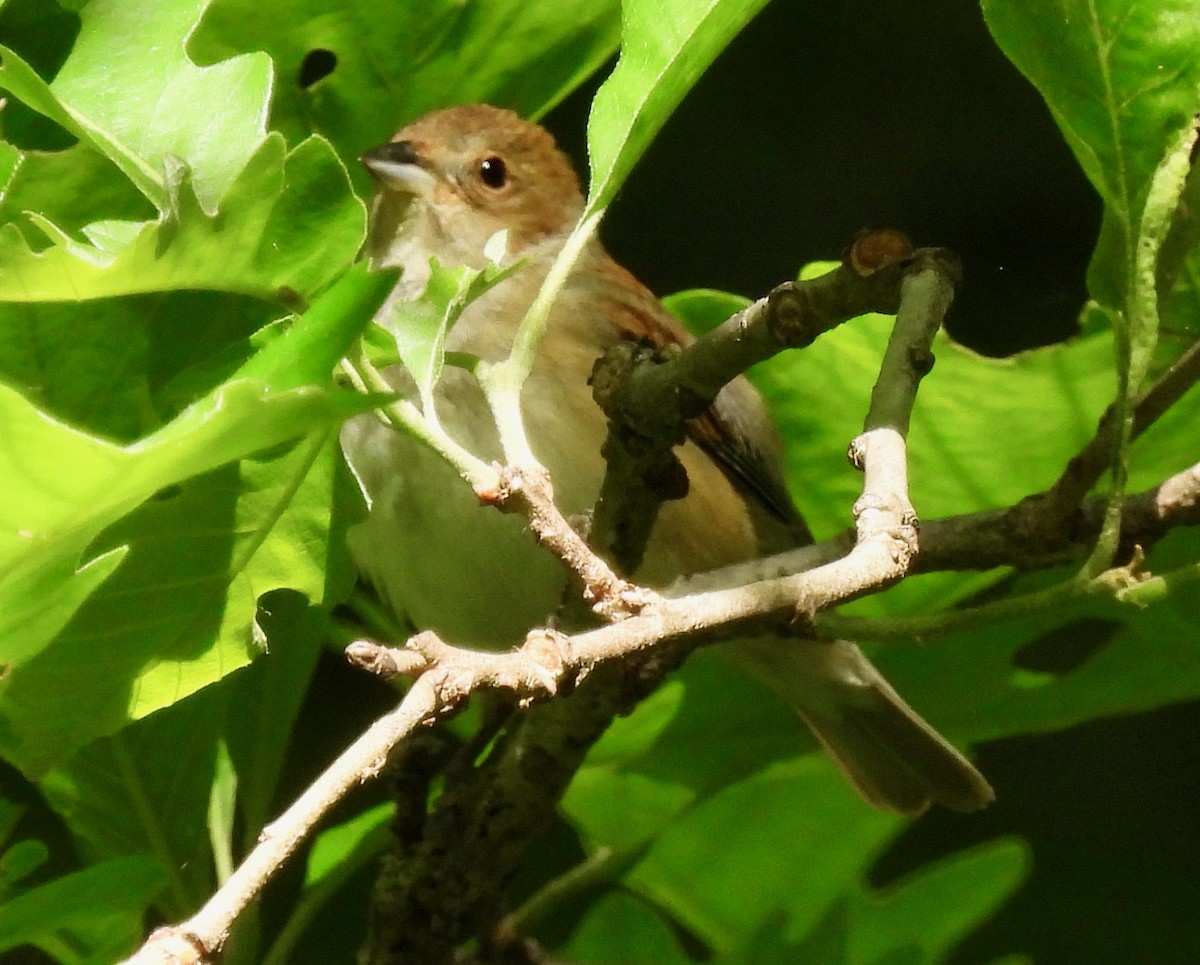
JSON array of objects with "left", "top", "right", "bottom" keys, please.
[{"left": 728, "top": 637, "right": 994, "bottom": 815}]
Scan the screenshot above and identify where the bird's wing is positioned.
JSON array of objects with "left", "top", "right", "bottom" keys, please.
[{"left": 581, "top": 252, "right": 809, "bottom": 541}]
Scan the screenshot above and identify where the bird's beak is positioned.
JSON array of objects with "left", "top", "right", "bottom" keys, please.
[{"left": 359, "top": 139, "right": 437, "bottom": 196}]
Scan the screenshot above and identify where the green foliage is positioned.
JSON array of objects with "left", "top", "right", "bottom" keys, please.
[
  {"left": 982, "top": 0, "right": 1200, "bottom": 314},
  {"left": 386, "top": 243, "right": 523, "bottom": 409},
  {"left": 0, "top": 0, "right": 1197, "bottom": 962},
  {"left": 193, "top": 0, "right": 620, "bottom": 159},
  {"left": 584, "top": 0, "right": 774, "bottom": 213},
  {"left": 0, "top": 856, "right": 164, "bottom": 963}
]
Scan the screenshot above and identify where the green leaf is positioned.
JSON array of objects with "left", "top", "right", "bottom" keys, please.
[
  {"left": 1155, "top": 153, "right": 1200, "bottom": 338},
  {"left": 720, "top": 903, "right": 854, "bottom": 965},
  {"left": 304, "top": 802, "right": 391, "bottom": 888},
  {"left": 0, "top": 380, "right": 340, "bottom": 655},
  {"left": 675, "top": 295, "right": 1200, "bottom": 745},
  {"left": 0, "top": 143, "right": 155, "bottom": 244},
  {"left": 387, "top": 249, "right": 521, "bottom": 406},
  {"left": 40, "top": 683, "right": 228, "bottom": 920},
  {"left": 979, "top": 9, "right": 1200, "bottom": 577},
  {"left": 562, "top": 659, "right": 808, "bottom": 856},
  {"left": 0, "top": 290, "right": 307, "bottom": 446},
  {"left": 626, "top": 756, "right": 900, "bottom": 951},
  {"left": 234, "top": 261, "right": 397, "bottom": 390},
  {"left": 260, "top": 802, "right": 391, "bottom": 965},
  {"left": 662, "top": 288, "right": 753, "bottom": 336},
  {"left": 0, "top": 855, "right": 164, "bottom": 963},
  {"left": 921, "top": 529, "right": 1200, "bottom": 743},
  {"left": 209, "top": 741, "right": 239, "bottom": 884},
  {"left": 613, "top": 651, "right": 809, "bottom": 793},
  {"left": 0, "top": 435, "right": 350, "bottom": 776},
  {"left": 0, "top": 261, "right": 385, "bottom": 699},
  {"left": 669, "top": 295, "right": 1116, "bottom": 537},
  {"left": 224, "top": 594, "right": 328, "bottom": 841},
  {"left": 192, "top": 0, "right": 621, "bottom": 159},
  {"left": 1080, "top": 117, "right": 1200, "bottom": 569},
  {"left": 0, "top": 134, "right": 364, "bottom": 303},
  {"left": 707, "top": 280, "right": 1200, "bottom": 742},
  {"left": 0, "top": 397, "right": 361, "bottom": 780},
  {"left": 980, "top": 0, "right": 1200, "bottom": 310},
  {"left": 849, "top": 839, "right": 1028, "bottom": 964},
  {"left": 566, "top": 672, "right": 1026, "bottom": 962},
  {"left": 560, "top": 890, "right": 689, "bottom": 964},
  {"left": 0, "top": 839, "right": 49, "bottom": 891},
  {"left": 0, "top": 42, "right": 163, "bottom": 207},
  {"left": 1, "top": 0, "right": 274, "bottom": 213},
  {"left": 564, "top": 768, "right": 695, "bottom": 857},
  {"left": 586, "top": 0, "right": 771, "bottom": 213},
  {"left": 583, "top": 678, "right": 687, "bottom": 768}
]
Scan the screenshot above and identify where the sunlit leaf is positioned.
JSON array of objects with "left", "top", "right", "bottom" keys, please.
[
  {"left": 193, "top": 0, "right": 621, "bottom": 157},
  {"left": 586, "top": 0, "right": 770, "bottom": 212}
]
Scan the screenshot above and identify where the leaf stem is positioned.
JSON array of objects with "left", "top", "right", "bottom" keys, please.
[
  {"left": 339, "top": 351, "right": 497, "bottom": 492},
  {"left": 480, "top": 211, "right": 604, "bottom": 466},
  {"left": 817, "top": 559, "right": 1154, "bottom": 644},
  {"left": 1085, "top": 114, "right": 1200, "bottom": 576}
]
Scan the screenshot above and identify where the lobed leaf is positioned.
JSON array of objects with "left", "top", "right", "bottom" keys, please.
[
  {"left": 848, "top": 839, "right": 1028, "bottom": 964},
  {"left": 46, "top": 0, "right": 272, "bottom": 214},
  {"left": 0, "top": 134, "right": 363, "bottom": 304},
  {"left": 192, "top": 0, "right": 621, "bottom": 157},
  {"left": 39, "top": 685, "right": 229, "bottom": 920}
]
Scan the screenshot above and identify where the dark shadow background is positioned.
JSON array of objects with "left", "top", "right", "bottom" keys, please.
[
  {"left": 544, "top": 1, "right": 1200, "bottom": 962},
  {"left": 547, "top": 0, "right": 1099, "bottom": 358}
]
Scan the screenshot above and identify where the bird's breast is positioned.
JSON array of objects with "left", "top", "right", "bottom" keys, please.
[{"left": 342, "top": 262, "right": 761, "bottom": 647}]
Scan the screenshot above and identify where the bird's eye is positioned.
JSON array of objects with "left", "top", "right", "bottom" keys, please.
[{"left": 478, "top": 156, "right": 508, "bottom": 189}]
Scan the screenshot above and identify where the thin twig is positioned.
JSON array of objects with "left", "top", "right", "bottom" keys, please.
[
  {"left": 340, "top": 348, "right": 498, "bottom": 492},
  {"left": 587, "top": 229, "right": 926, "bottom": 575},
  {"left": 816, "top": 551, "right": 1157, "bottom": 643},
  {"left": 479, "top": 464, "right": 660, "bottom": 621},
  {"left": 119, "top": 681, "right": 443, "bottom": 965},
  {"left": 1027, "top": 336, "right": 1200, "bottom": 526}
]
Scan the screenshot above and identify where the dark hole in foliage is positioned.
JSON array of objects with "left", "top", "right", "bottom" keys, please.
[
  {"left": 152, "top": 484, "right": 183, "bottom": 502},
  {"left": 299, "top": 49, "right": 337, "bottom": 89},
  {"left": 276, "top": 285, "right": 305, "bottom": 312},
  {"left": 1012, "top": 617, "right": 1121, "bottom": 675}
]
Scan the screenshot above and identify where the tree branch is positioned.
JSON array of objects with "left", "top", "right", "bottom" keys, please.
[
  {"left": 479, "top": 463, "right": 659, "bottom": 622},
  {"left": 1006, "top": 335, "right": 1200, "bottom": 545},
  {"left": 587, "top": 228, "right": 927, "bottom": 575},
  {"left": 355, "top": 237, "right": 957, "bottom": 962},
  {"left": 120, "top": 680, "right": 443, "bottom": 965},
  {"left": 120, "top": 231, "right": 1200, "bottom": 964}
]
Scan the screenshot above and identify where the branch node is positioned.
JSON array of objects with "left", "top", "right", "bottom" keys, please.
[
  {"left": 480, "top": 461, "right": 523, "bottom": 505},
  {"left": 923, "top": 246, "right": 965, "bottom": 289},
  {"left": 589, "top": 340, "right": 641, "bottom": 413},
  {"left": 766, "top": 284, "right": 819, "bottom": 347},
  {"left": 847, "top": 435, "right": 868, "bottom": 470},
  {"left": 127, "top": 928, "right": 206, "bottom": 965},
  {"left": 346, "top": 640, "right": 430, "bottom": 679},
  {"left": 1106, "top": 543, "right": 1150, "bottom": 593},
  {"left": 886, "top": 523, "right": 920, "bottom": 562},
  {"left": 908, "top": 344, "right": 936, "bottom": 376},
  {"left": 518, "top": 627, "right": 574, "bottom": 699},
  {"left": 848, "top": 227, "right": 914, "bottom": 276}
]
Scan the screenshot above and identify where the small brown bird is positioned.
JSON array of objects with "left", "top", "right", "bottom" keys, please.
[{"left": 341, "top": 104, "right": 993, "bottom": 814}]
